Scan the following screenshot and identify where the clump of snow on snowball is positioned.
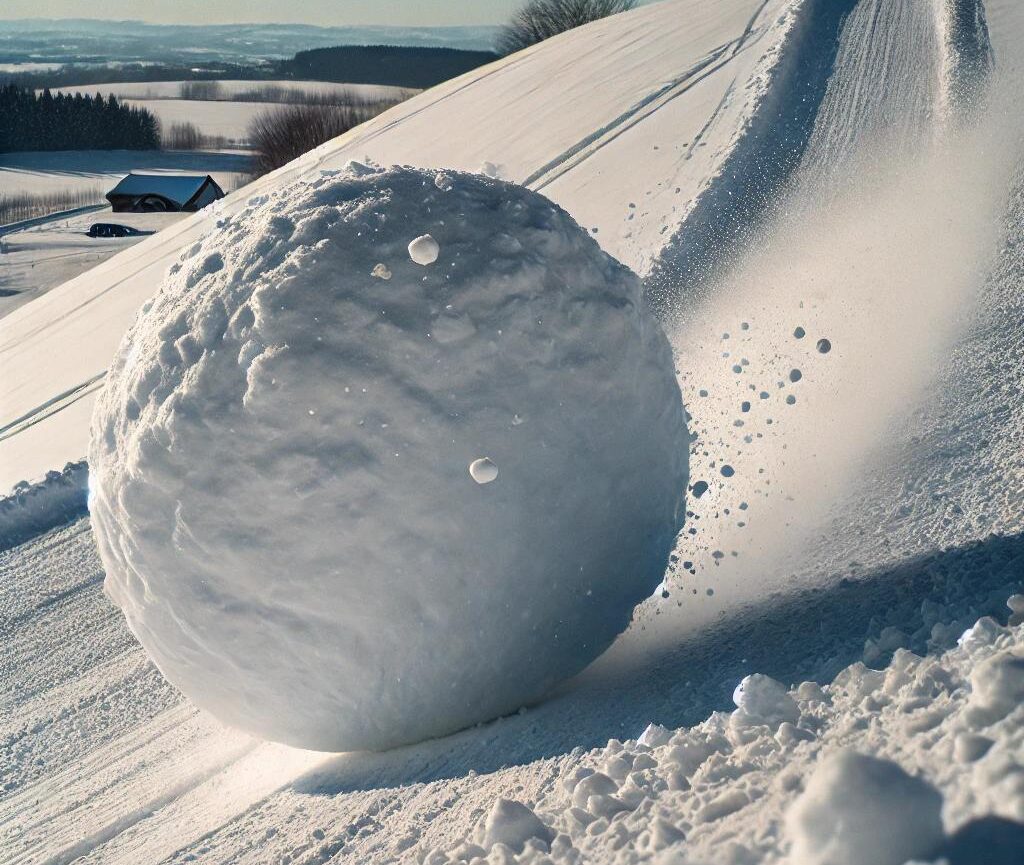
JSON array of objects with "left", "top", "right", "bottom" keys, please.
[
  {"left": 786, "top": 750, "right": 945, "bottom": 865},
  {"left": 89, "top": 164, "right": 688, "bottom": 752}
]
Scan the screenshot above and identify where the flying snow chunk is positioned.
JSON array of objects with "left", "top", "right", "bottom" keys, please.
[
  {"left": 408, "top": 233, "right": 440, "bottom": 265},
  {"left": 469, "top": 457, "right": 499, "bottom": 484},
  {"left": 89, "top": 165, "right": 688, "bottom": 752}
]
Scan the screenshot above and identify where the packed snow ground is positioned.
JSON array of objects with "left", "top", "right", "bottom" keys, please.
[
  {"left": 0, "top": 210, "right": 182, "bottom": 319},
  {"left": 1, "top": 0, "right": 1024, "bottom": 863}
]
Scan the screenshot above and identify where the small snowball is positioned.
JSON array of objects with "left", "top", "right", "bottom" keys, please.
[
  {"left": 789, "top": 368, "right": 802, "bottom": 383},
  {"left": 476, "top": 799, "right": 553, "bottom": 853},
  {"left": 786, "top": 395, "right": 796, "bottom": 405},
  {"left": 817, "top": 338, "right": 832, "bottom": 353},
  {"left": 720, "top": 465, "right": 735, "bottom": 477},
  {"left": 408, "top": 233, "right": 440, "bottom": 265},
  {"left": 786, "top": 751, "right": 944, "bottom": 865},
  {"left": 794, "top": 326, "right": 806, "bottom": 338},
  {"left": 371, "top": 263, "right": 392, "bottom": 280},
  {"left": 692, "top": 480, "right": 709, "bottom": 498},
  {"left": 469, "top": 457, "right": 499, "bottom": 485}
]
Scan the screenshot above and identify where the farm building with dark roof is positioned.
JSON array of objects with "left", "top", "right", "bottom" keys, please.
[{"left": 106, "top": 173, "right": 224, "bottom": 213}]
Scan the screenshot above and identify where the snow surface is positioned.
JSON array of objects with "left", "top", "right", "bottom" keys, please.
[
  {"left": 0, "top": 210, "right": 181, "bottom": 319},
  {"left": 3, "top": 0, "right": 1024, "bottom": 862},
  {"left": 88, "top": 165, "right": 687, "bottom": 751}
]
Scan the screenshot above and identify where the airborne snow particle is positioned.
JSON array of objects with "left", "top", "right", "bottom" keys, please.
[
  {"left": 408, "top": 233, "right": 440, "bottom": 265},
  {"left": 469, "top": 457, "right": 499, "bottom": 484},
  {"left": 789, "top": 368, "right": 802, "bottom": 382},
  {"left": 721, "top": 465, "right": 735, "bottom": 477},
  {"left": 817, "top": 338, "right": 832, "bottom": 353},
  {"left": 371, "top": 263, "right": 392, "bottom": 280},
  {"left": 794, "top": 327, "right": 806, "bottom": 338}
]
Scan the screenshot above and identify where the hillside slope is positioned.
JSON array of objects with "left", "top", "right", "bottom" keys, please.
[
  {"left": 0, "top": 0, "right": 796, "bottom": 493},
  {"left": 2, "top": 1, "right": 1024, "bottom": 863}
]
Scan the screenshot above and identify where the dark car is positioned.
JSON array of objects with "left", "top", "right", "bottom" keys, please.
[{"left": 87, "top": 223, "right": 143, "bottom": 238}]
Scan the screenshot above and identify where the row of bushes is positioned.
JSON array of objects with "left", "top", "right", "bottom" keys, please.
[
  {"left": 247, "top": 101, "right": 397, "bottom": 175},
  {"left": 0, "top": 84, "right": 159, "bottom": 153},
  {"left": 0, "top": 187, "right": 105, "bottom": 226},
  {"left": 178, "top": 81, "right": 406, "bottom": 106}
]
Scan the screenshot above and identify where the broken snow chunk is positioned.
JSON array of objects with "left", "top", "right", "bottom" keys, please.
[
  {"left": 638, "top": 722, "right": 672, "bottom": 748},
  {"left": 1007, "top": 594, "right": 1024, "bottom": 626},
  {"left": 786, "top": 751, "right": 944, "bottom": 865},
  {"left": 371, "top": 263, "right": 392, "bottom": 280},
  {"left": 731, "top": 673, "right": 799, "bottom": 731},
  {"left": 433, "top": 172, "right": 454, "bottom": 191},
  {"left": 476, "top": 799, "right": 553, "bottom": 853},
  {"left": 967, "top": 649, "right": 1024, "bottom": 725},
  {"left": 571, "top": 772, "right": 618, "bottom": 809},
  {"left": 408, "top": 233, "right": 440, "bottom": 265}
]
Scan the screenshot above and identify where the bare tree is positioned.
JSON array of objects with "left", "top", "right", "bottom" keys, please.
[
  {"left": 497, "top": 0, "right": 637, "bottom": 55},
  {"left": 248, "top": 103, "right": 368, "bottom": 175}
]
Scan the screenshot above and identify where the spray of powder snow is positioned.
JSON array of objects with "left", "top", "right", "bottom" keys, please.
[{"left": 614, "top": 79, "right": 1024, "bottom": 656}]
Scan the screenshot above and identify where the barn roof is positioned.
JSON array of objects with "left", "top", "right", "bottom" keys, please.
[{"left": 106, "top": 173, "right": 220, "bottom": 208}]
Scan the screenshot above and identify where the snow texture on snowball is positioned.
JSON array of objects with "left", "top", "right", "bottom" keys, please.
[{"left": 89, "top": 164, "right": 688, "bottom": 752}]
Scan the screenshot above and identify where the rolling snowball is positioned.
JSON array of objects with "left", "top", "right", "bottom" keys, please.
[{"left": 89, "top": 164, "right": 688, "bottom": 752}]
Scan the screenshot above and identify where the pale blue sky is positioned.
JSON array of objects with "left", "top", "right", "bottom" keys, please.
[{"left": 0, "top": 1, "right": 524, "bottom": 27}]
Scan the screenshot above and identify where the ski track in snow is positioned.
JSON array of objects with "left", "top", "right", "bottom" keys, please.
[{"left": 2, "top": 0, "right": 1024, "bottom": 862}]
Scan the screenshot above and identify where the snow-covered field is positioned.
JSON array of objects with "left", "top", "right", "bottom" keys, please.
[
  {"left": 42, "top": 82, "right": 415, "bottom": 144},
  {"left": 1, "top": 0, "right": 1023, "bottom": 863},
  {"left": 49, "top": 80, "right": 416, "bottom": 102},
  {"left": 0, "top": 149, "right": 252, "bottom": 197},
  {"left": 0, "top": 210, "right": 183, "bottom": 318}
]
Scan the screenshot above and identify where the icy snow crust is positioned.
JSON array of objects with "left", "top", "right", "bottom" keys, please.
[{"left": 88, "top": 165, "right": 688, "bottom": 751}]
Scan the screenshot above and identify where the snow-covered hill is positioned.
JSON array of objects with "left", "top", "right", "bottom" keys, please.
[{"left": 2, "top": 1, "right": 1024, "bottom": 863}]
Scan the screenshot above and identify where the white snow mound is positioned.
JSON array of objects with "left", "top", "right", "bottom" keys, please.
[{"left": 88, "top": 163, "right": 688, "bottom": 752}]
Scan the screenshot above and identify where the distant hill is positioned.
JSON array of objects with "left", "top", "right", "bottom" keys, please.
[{"left": 284, "top": 45, "right": 500, "bottom": 90}]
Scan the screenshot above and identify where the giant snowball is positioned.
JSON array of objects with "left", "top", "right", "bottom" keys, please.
[{"left": 89, "top": 164, "right": 688, "bottom": 751}]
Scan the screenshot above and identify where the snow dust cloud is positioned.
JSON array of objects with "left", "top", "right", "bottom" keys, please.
[{"left": 633, "top": 80, "right": 1023, "bottom": 643}]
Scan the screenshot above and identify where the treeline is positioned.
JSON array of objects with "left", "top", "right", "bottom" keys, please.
[
  {"left": 284, "top": 45, "right": 498, "bottom": 89},
  {"left": 0, "top": 85, "right": 160, "bottom": 152},
  {"left": 1, "top": 62, "right": 270, "bottom": 92}
]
